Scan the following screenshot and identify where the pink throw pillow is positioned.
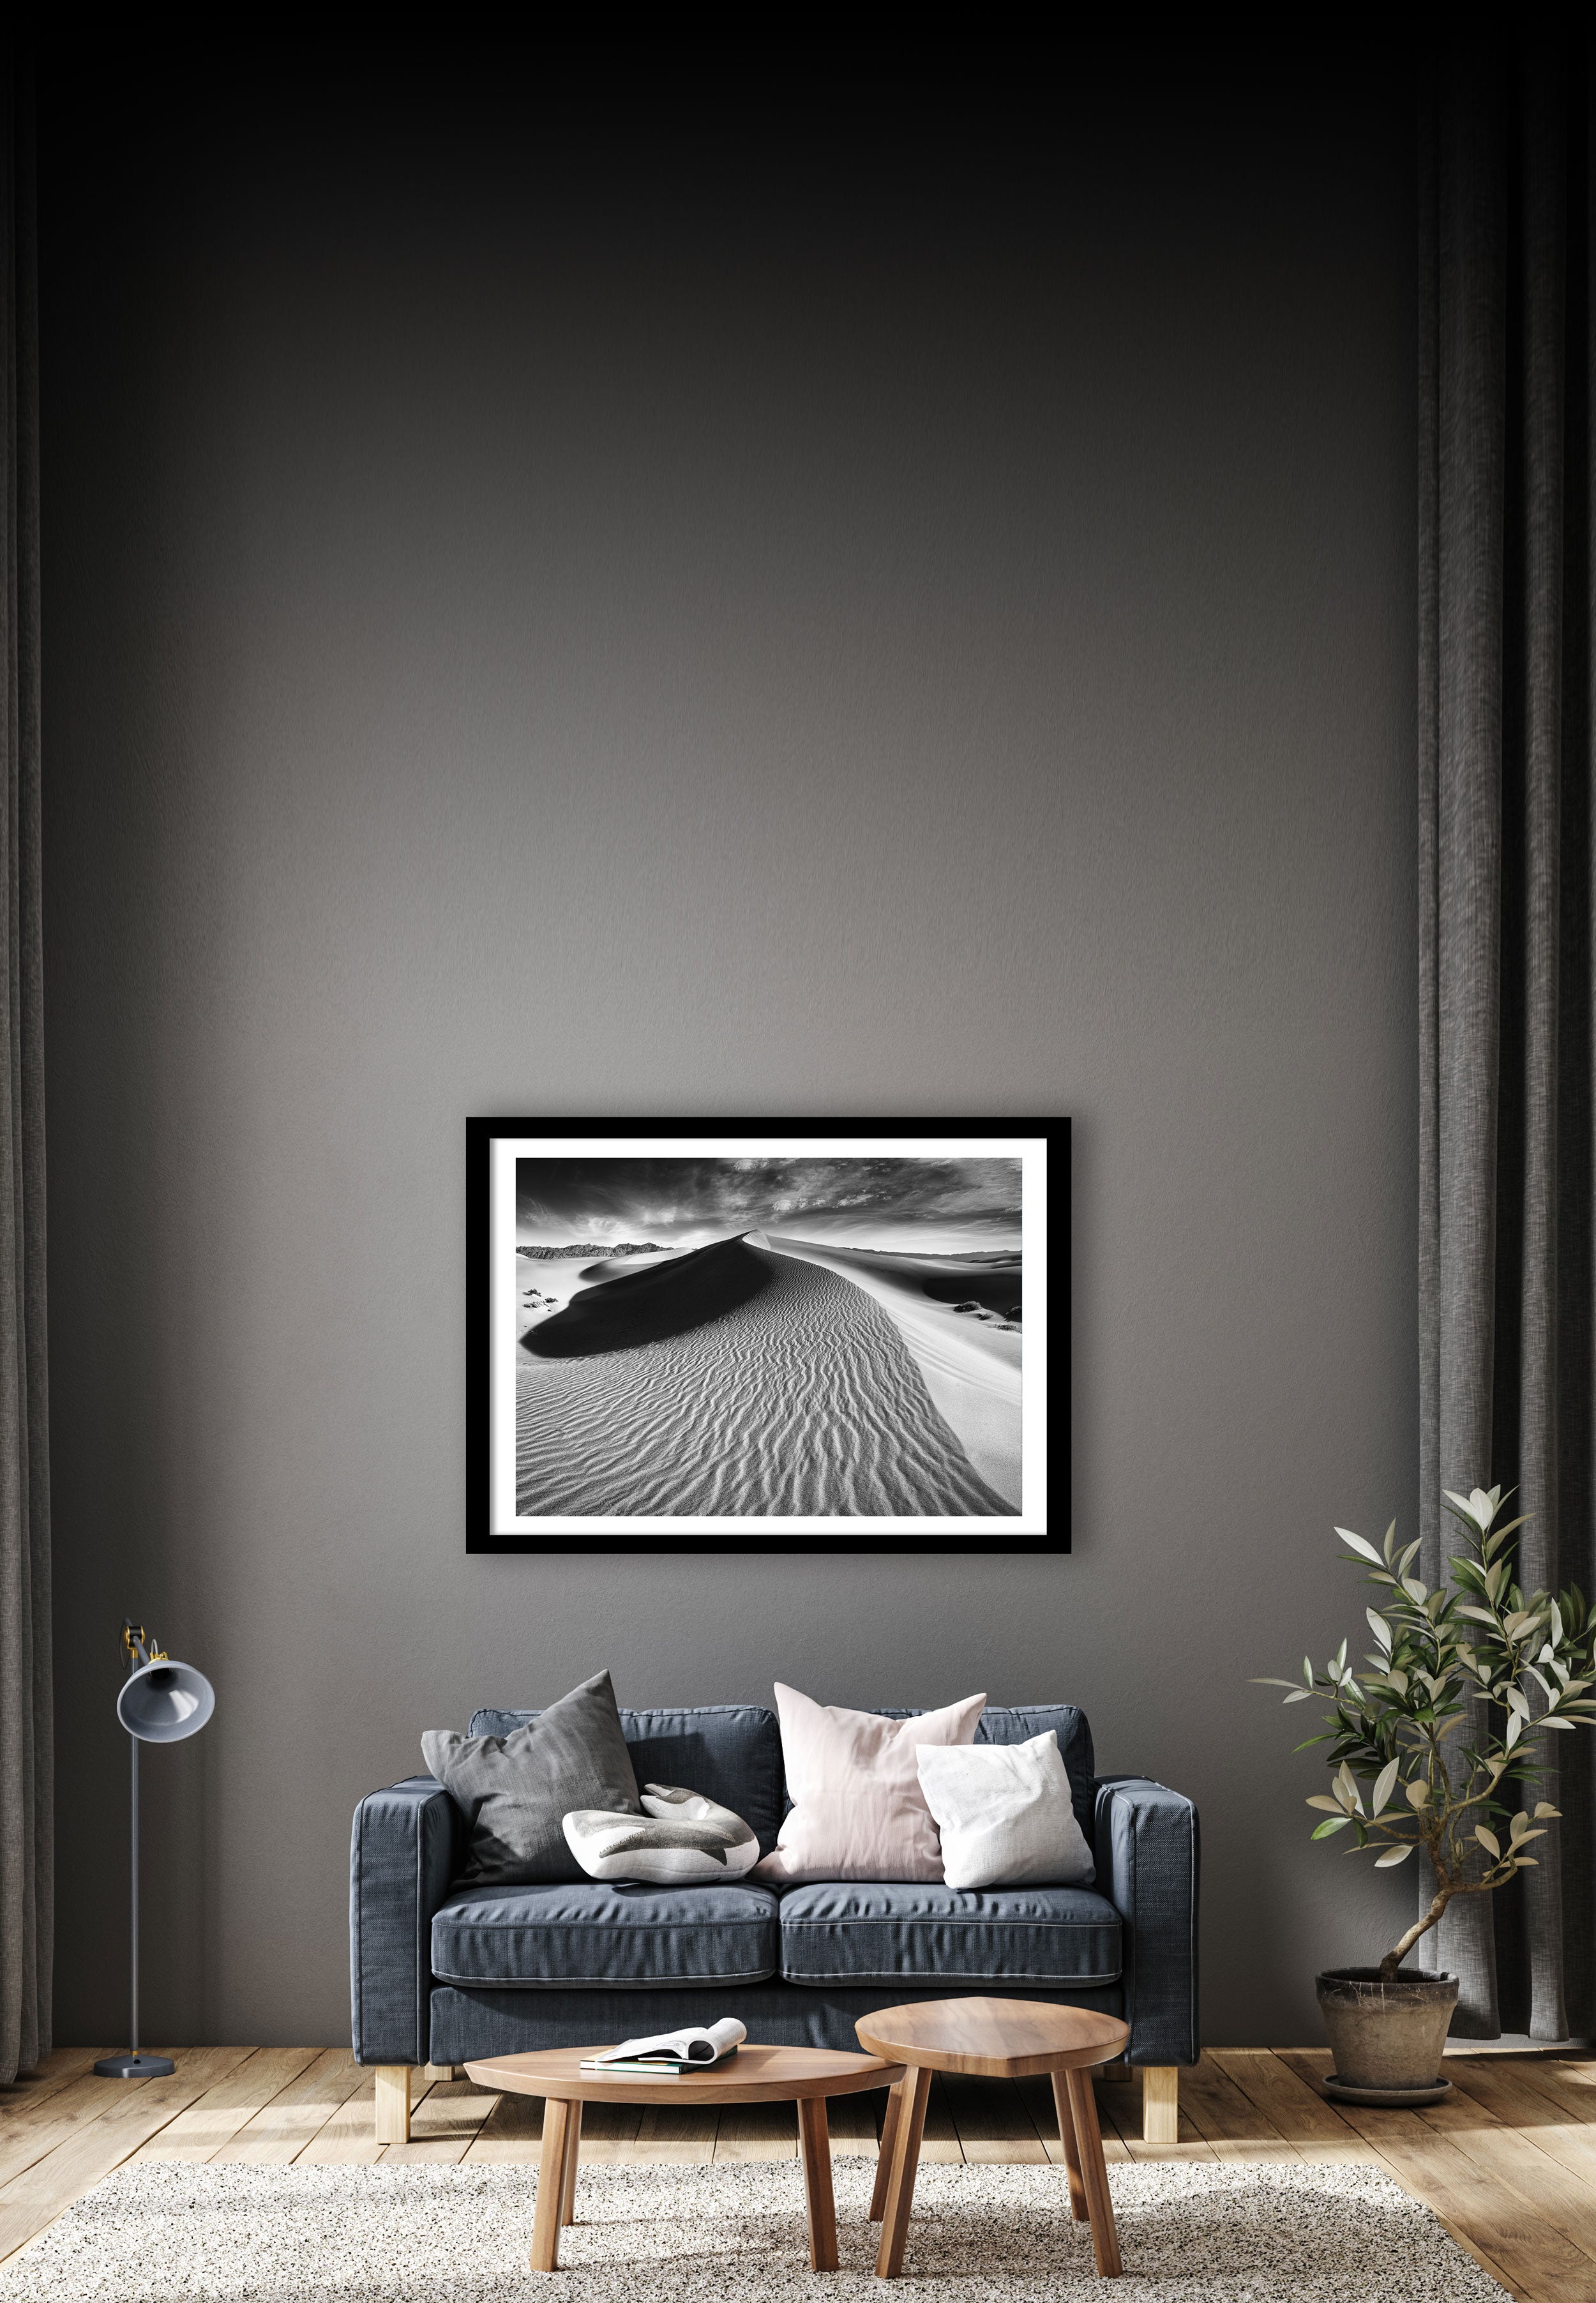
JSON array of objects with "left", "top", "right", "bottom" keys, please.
[{"left": 755, "top": 1683, "right": 987, "bottom": 1884}]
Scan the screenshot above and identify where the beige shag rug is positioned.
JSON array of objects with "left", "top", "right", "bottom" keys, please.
[{"left": 0, "top": 2156, "right": 1503, "bottom": 2300}]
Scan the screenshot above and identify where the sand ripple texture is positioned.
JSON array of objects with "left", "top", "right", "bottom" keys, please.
[{"left": 516, "top": 1245, "right": 1014, "bottom": 1518}]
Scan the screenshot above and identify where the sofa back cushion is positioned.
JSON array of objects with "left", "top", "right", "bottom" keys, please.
[
  {"left": 463, "top": 1702, "right": 1094, "bottom": 1864},
  {"left": 470, "top": 1705, "right": 785, "bottom": 1859}
]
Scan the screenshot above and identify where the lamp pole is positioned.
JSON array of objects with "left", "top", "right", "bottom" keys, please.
[{"left": 129, "top": 1722, "right": 140, "bottom": 2060}]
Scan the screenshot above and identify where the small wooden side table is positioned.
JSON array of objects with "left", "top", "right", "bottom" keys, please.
[
  {"left": 855, "top": 1998, "right": 1131, "bottom": 2280},
  {"left": 465, "top": 2042, "right": 905, "bottom": 2274}
]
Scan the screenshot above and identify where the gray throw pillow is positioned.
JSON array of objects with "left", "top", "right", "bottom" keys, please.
[{"left": 423, "top": 1670, "right": 641, "bottom": 1884}]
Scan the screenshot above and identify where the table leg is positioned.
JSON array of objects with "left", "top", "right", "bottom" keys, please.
[
  {"left": 531, "top": 2097, "right": 574, "bottom": 2273},
  {"left": 874, "top": 2066, "right": 931, "bottom": 2280},
  {"left": 1050, "top": 2069, "right": 1090, "bottom": 2221},
  {"left": 870, "top": 2083, "right": 903, "bottom": 2222},
  {"left": 797, "top": 2097, "right": 838, "bottom": 2272},
  {"left": 561, "top": 2101, "right": 582, "bottom": 2226},
  {"left": 1064, "top": 2067, "right": 1122, "bottom": 2277}
]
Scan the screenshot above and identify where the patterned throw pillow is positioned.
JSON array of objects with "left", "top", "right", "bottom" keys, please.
[{"left": 563, "top": 1784, "right": 760, "bottom": 1882}]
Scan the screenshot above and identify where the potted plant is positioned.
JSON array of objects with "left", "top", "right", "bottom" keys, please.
[{"left": 1254, "top": 1484, "right": 1596, "bottom": 2104}]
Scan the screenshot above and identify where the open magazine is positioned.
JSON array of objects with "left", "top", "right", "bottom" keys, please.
[{"left": 580, "top": 2018, "right": 746, "bottom": 2076}]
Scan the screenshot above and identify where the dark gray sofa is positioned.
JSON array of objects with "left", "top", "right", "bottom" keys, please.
[{"left": 350, "top": 1701, "right": 1199, "bottom": 2143}]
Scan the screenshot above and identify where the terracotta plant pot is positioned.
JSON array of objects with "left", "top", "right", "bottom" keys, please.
[{"left": 1316, "top": 1967, "right": 1459, "bottom": 2098}]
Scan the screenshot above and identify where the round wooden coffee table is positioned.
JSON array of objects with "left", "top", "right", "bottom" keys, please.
[
  {"left": 855, "top": 1998, "right": 1131, "bottom": 2279},
  {"left": 464, "top": 2044, "right": 906, "bottom": 2273}
]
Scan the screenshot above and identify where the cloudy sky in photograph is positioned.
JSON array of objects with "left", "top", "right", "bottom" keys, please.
[{"left": 516, "top": 1155, "right": 1021, "bottom": 1254}]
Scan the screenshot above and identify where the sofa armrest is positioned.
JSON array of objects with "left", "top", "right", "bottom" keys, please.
[
  {"left": 349, "top": 1776, "right": 461, "bottom": 2066},
  {"left": 1093, "top": 1775, "right": 1200, "bottom": 2067}
]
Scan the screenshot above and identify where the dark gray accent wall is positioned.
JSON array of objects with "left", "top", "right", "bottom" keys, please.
[{"left": 39, "top": 63, "right": 1417, "bottom": 2051}]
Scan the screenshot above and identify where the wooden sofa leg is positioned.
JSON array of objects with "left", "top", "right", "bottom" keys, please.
[
  {"left": 375, "top": 2064, "right": 412, "bottom": 2144},
  {"left": 1141, "top": 2065, "right": 1178, "bottom": 2145}
]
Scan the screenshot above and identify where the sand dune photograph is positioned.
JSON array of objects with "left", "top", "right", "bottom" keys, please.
[{"left": 469, "top": 1126, "right": 1061, "bottom": 1550}]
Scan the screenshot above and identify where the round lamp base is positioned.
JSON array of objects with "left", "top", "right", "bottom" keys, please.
[{"left": 93, "top": 2051, "right": 176, "bottom": 2079}]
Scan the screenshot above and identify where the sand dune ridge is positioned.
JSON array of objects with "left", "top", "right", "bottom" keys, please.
[{"left": 516, "top": 1242, "right": 1013, "bottom": 1518}]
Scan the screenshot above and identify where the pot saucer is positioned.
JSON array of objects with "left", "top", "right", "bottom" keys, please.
[{"left": 1323, "top": 2073, "right": 1453, "bottom": 2108}]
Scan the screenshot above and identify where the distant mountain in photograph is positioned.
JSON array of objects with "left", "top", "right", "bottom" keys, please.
[{"left": 516, "top": 1242, "right": 666, "bottom": 1259}]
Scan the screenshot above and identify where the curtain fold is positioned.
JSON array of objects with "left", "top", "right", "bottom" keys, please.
[
  {"left": 0, "top": 61, "right": 50, "bottom": 2088},
  {"left": 1419, "top": 29, "right": 1594, "bottom": 2039}
]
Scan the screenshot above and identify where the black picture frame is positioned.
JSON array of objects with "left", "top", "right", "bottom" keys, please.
[{"left": 467, "top": 1117, "right": 1068, "bottom": 1553}]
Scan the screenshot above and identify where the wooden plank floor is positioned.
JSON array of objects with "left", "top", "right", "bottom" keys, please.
[{"left": 3, "top": 2046, "right": 1593, "bottom": 2294}]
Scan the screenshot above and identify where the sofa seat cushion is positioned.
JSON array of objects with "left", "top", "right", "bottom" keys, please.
[
  {"left": 431, "top": 1880, "right": 780, "bottom": 1990},
  {"left": 778, "top": 1881, "right": 1122, "bottom": 1989}
]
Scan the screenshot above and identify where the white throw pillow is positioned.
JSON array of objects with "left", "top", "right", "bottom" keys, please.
[
  {"left": 563, "top": 1784, "right": 759, "bottom": 1884},
  {"left": 915, "top": 1732, "right": 1094, "bottom": 1889}
]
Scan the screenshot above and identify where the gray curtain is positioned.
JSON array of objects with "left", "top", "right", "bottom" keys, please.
[
  {"left": 1419, "top": 31, "right": 1595, "bottom": 2039},
  {"left": 0, "top": 63, "right": 50, "bottom": 2088}
]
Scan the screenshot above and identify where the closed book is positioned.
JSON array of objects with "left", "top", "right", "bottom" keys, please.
[{"left": 578, "top": 2047, "right": 739, "bottom": 2077}]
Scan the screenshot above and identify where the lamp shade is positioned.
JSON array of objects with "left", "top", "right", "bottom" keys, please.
[{"left": 116, "top": 1658, "right": 215, "bottom": 1744}]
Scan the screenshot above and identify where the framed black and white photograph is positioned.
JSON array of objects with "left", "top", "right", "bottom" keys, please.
[{"left": 466, "top": 1119, "right": 1067, "bottom": 1552}]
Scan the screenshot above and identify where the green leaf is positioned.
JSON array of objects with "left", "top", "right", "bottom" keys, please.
[
  {"left": 1534, "top": 1801, "right": 1560, "bottom": 1819},
  {"left": 1337, "top": 1527, "right": 1385, "bottom": 1564},
  {"left": 1306, "top": 1795, "right": 1344, "bottom": 1813},
  {"left": 1313, "top": 1816, "right": 1352, "bottom": 1838},
  {"left": 1371, "top": 1757, "right": 1400, "bottom": 1815},
  {"left": 1406, "top": 1778, "right": 1430, "bottom": 1809},
  {"left": 1367, "top": 1609, "right": 1392, "bottom": 1652},
  {"left": 1382, "top": 1520, "right": 1398, "bottom": 1565},
  {"left": 1475, "top": 1826, "right": 1501, "bottom": 1858},
  {"left": 1374, "top": 1843, "right": 1413, "bottom": 1866},
  {"left": 1283, "top": 1689, "right": 1311, "bottom": 1703}
]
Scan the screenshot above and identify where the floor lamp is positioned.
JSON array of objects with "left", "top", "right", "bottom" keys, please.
[{"left": 94, "top": 1620, "right": 216, "bottom": 2080}]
